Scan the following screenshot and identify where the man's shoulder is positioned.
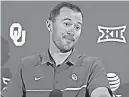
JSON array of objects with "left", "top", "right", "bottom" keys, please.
[
  {"left": 80, "top": 53, "right": 102, "bottom": 68},
  {"left": 83, "top": 56, "right": 98, "bottom": 63},
  {"left": 21, "top": 52, "right": 45, "bottom": 67},
  {"left": 80, "top": 53, "right": 98, "bottom": 64},
  {"left": 74, "top": 50, "right": 98, "bottom": 64}
]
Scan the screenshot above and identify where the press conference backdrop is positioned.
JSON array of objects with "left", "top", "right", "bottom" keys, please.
[{"left": 1, "top": 1, "right": 129, "bottom": 96}]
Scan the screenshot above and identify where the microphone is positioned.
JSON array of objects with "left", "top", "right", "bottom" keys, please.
[{"left": 49, "top": 89, "right": 63, "bottom": 97}]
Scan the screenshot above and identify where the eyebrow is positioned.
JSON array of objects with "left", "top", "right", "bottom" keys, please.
[
  {"left": 77, "top": 21, "right": 82, "bottom": 25},
  {"left": 62, "top": 18, "right": 72, "bottom": 21},
  {"left": 62, "top": 18, "right": 82, "bottom": 25}
]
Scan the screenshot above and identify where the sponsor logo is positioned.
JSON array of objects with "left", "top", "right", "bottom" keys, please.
[
  {"left": 97, "top": 26, "right": 126, "bottom": 43},
  {"left": 34, "top": 76, "right": 44, "bottom": 81},
  {"left": 2, "top": 77, "right": 11, "bottom": 90},
  {"left": 72, "top": 74, "right": 78, "bottom": 81},
  {"left": 107, "top": 73, "right": 122, "bottom": 97},
  {"left": 10, "top": 23, "right": 26, "bottom": 46}
]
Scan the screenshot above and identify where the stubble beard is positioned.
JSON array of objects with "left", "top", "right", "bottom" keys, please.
[{"left": 54, "top": 37, "right": 74, "bottom": 53}]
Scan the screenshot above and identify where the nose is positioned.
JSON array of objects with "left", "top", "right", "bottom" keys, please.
[
  {"left": 69, "top": 24, "right": 79, "bottom": 32},
  {"left": 67, "top": 31, "right": 74, "bottom": 36}
]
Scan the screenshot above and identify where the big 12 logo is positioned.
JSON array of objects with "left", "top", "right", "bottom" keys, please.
[{"left": 97, "top": 25, "right": 126, "bottom": 43}]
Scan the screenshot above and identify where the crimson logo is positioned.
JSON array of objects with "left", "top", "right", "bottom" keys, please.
[{"left": 10, "top": 23, "right": 26, "bottom": 46}]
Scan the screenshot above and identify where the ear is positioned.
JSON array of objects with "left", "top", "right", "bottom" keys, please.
[{"left": 46, "top": 20, "right": 53, "bottom": 32}]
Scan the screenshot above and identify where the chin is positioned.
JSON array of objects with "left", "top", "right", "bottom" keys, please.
[
  {"left": 57, "top": 40, "right": 75, "bottom": 53},
  {"left": 60, "top": 49, "right": 71, "bottom": 53},
  {"left": 60, "top": 46, "right": 74, "bottom": 53}
]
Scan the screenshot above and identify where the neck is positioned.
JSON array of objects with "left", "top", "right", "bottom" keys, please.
[
  {"left": 49, "top": 38, "right": 72, "bottom": 65},
  {"left": 49, "top": 39, "right": 61, "bottom": 55},
  {"left": 49, "top": 37, "right": 72, "bottom": 55}
]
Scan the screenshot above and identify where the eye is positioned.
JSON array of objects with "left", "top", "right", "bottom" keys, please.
[
  {"left": 64, "top": 22, "right": 72, "bottom": 27},
  {"left": 75, "top": 25, "right": 80, "bottom": 31}
]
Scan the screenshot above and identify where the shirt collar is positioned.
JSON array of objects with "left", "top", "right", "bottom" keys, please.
[{"left": 40, "top": 48, "right": 81, "bottom": 66}]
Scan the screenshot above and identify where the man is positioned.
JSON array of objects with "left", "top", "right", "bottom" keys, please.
[
  {"left": 1, "top": 2, "right": 113, "bottom": 97},
  {"left": 1, "top": 36, "right": 12, "bottom": 91}
]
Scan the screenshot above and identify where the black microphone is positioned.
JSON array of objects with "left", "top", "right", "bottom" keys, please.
[{"left": 49, "top": 89, "right": 63, "bottom": 97}]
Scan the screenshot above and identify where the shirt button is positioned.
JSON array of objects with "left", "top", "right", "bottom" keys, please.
[{"left": 56, "top": 80, "right": 59, "bottom": 83}]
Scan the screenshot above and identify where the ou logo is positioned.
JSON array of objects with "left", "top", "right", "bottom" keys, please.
[
  {"left": 10, "top": 23, "right": 26, "bottom": 46},
  {"left": 72, "top": 74, "right": 78, "bottom": 81}
]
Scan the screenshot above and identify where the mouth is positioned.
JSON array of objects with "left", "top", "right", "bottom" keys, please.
[{"left": 63, "top": 35, "right": 75, "bottom": 42}]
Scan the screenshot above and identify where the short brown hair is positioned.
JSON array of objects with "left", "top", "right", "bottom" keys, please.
[{"left": 49, "top": 2, "right": 83, "bottom": 22}]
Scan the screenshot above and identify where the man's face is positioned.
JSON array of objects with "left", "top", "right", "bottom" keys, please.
[{"left": 51, "top": 7, "right": 82, "bottom": 53}]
